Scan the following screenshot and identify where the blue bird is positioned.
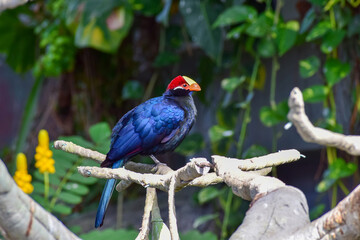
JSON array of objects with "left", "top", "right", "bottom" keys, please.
[{"left": 95, "top": 76, "right": 201, "bottom": 228}]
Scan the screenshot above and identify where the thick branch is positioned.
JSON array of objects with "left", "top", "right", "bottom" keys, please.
[
  {"left": 287, "top": 185, "right": 360, "bottom": 240},
  {"left": 238, "top": 149, "right": 301, "bottom": 171},
  {"left": 0, "top": 159, "right": 80, "bottom": 240},
  {"left": 77, "top": 158, "right": 211, "bottom": 192},
  {"left": 287, "top": 87, "right": 360, "bottom": 155},
  {"left": 213, "top": 155, "right": 284, "bottom": 201}
]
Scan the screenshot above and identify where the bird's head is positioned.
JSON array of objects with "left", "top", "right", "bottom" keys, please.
[{"left": 166, "top": 76, "right": 201, "bottom": 96}]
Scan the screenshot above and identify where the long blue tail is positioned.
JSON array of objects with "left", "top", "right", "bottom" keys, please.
[{"left": 95, "top": 160, "right": 124, "bottom": 228}]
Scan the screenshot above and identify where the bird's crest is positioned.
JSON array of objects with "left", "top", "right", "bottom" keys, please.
[{"left": 167, "top": 76, "right": 201, "bottom": 91}]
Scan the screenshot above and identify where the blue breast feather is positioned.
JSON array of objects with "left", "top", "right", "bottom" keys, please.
[{"left": 105, "top": 96, "right": 186, "bottom": 164}]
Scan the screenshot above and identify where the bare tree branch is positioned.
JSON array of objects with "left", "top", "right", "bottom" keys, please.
[
  {"left": 287, "top": 87, "right": 360, "bottom": 155},
  {"left": 287, "top": 185, "right": 360, "bottom": 240},
  {"left": 136, "top": 188, "right": 156, "bottom": 240},
  {"left": 0, "top": 159, "right": 80, "bottom": 240},
  {"left": 238, "top": 149, "right": 301, "bottom": 171},
  {"left": 213, "top": 155, "right": 284, "bottom": 201}
]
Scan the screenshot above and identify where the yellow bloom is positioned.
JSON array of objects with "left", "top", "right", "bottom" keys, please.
[
  {"left": 35, "top": 129, "right": 55, "bottom": 174},
  {"left": 13, "top": 153, "right": 34, "bottom": 194}
]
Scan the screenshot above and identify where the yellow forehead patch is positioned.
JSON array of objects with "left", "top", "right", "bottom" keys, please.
[{"left": 182, "top": 76, "right": 196, "bottom": 85}]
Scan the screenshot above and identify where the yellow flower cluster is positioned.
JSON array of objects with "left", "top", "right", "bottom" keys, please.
[
  {"left": 14, "top": 153, "right": 34, "bottom": 194},
  {"left": 35, "top": 129, "right": 55, "bottom": 174}
]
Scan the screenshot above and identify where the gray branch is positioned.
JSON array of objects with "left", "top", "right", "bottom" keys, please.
[
  {"left": 288, "top": 87, "right": 360, "bottom": 155},
  {"left": 0, "top": 159, "right": 80, "bottom": 240}
]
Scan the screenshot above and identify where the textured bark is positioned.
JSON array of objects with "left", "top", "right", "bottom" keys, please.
[{"left": 0, "top": 159, "right": 80, "bottom": 240}]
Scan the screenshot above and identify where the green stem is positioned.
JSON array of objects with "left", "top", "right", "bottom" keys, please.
[
  {"left": 236, "top": 57, "right": 260, "bottom": 157},
  {"left": 49, "top": 157, "right": 83, "bottom": 209},
  {"left": 338, "top": 180, "right": 350, "bottom": 195},
  {"left": 221, "top": 189, "right": 233, "bottom": 240},
  {"left": 331, "top": 184, "right": 338, "bottom": 208},
  {"left": 270, "top": 56, "right": 279, "bottom": 109},
  {"left": 44, "top": 171, "right": 49, "bottom": 209},
  {"left": 328, "top": 89, "right": 337, "bottom": 120}
]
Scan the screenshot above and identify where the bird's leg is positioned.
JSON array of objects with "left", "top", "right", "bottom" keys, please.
[{"left": 150, "top": 155, "right": 167, "bottom": 166}]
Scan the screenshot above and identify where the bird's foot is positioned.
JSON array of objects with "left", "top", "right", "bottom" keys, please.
[{"left": 150, "top": 155, "right": 167, "bottom": 166}]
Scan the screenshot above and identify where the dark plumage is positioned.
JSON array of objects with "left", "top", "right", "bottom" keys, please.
[{"left": 95, "top": 76, "right": 201, "bottom": 228}]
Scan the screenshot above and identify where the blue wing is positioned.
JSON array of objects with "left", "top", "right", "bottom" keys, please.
[{"left": 102, "top": 97, "right": 185, "bottom": 167}]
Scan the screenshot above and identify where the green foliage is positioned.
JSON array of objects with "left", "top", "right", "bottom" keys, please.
[
  {"left": 198, "top": 186, "right": 224, "bottom": 205},
  {"left": 323, "top": 58, "right": 351, "bottom": 87},
  {"left": 0, "top": 8, "right": 36, "bottom": 73},
  {"left": 259, "top": 101, "right": 289, "bottom": 127},
  {"left": 31, "top": 122, "right": 111, "bottom": 215},
  {"left": 179, "top": 0, "right": 223, "bottom": 63},
  {"left": 212, "top": 5, "right": 257, "bottom": 28},
  {"left": 122, "top": 81, "right": 145, "bottom": 100},
  {"left": 180, "top": 230, "right": 217, "bottom": 240},
  {"left": 80, "top": 228, "right": 138, "bottom": 240},
  {"left": 276, "top": 20, "right": 299, "bottom": 56},
  {"left": 175, "top": 133, "right": 205, "bottom": 156},
  {"left": 299, "top": 56, "right": 320, "bottom": 78},
  {"left": 309, "top": 204, "right": 325, "bottom": 220},
  {"left": 221, "top": 76, "right": 246, "bottom": 93},
  {"left": 193, "top": 213, "right": 219, "bottom": 228},
  {"left": 302, "top": 85, "right": 329, "bottom": 103},
  {"left": 317, "top": 158, "right": 357, "bottom": 192}
]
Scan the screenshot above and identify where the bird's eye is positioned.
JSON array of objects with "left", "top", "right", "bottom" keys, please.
[{"left": 183, "top": 84, "right": 187, "bottom": 87}]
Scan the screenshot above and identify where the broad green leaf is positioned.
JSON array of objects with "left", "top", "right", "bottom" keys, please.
[
  {"left": 0, "top": 9, "right": 36, "bottom": 73},
  {"left": 310, "top": 204, "right": 325, "bottom": 220},
  {"left": 245, "top": 12, "right": 273, "bottom": 37},
  {"left": 64, "top": 182, "right": 90, "bottom": 196},
  {"left": 179, "top": 0, "right": 223, "bottom": 63},
  {"left": 180, "top": 230, "right": 217, "bottom": 240},
  {"left": 259, "top": 101, "right": 289, "bottom": 127},
  {"left": 80, "top": 229, "right": 138, "bottom": 240},
  {"left": 300, "top": 8, "right": 315, "bottom": 34},
  {"left": 68, "top": 173, "right": 98, "bottom": 185},
  {"left": 198, "top": 186, "right": 221, "bottom": 204},
  {"left": 58, "top": 191, "right": 82, "bottom": 204},
  {"left": 320, "top": 29, "right": 345, "bottom": 54},
  {"left": 74, "top": 3, "right": 133, "bottom": 53},
  {"left": 257, "top": 38, "right": 276, "bottom": 58},
  {"left": 53, "top": 203, "right": 72, "bottom": 215},
  {"left": 323, "top": 58, "right": 351, "bottom": 86},
  {"left": 316, "top": 178, "right": 336, "bottom": 192},
  {"left": 209, "top": 125, "right": 233, "bottom": 143},
  {"left": 276, "top": 21, "right": 299, "bottom": 56},
  {"left": 193, "top": 213, "right": 219, "bottom": 228},
  {"left": 221, "top": 76, "right": 246, "bottom": 92},
  {"left": 242, "top": 145, "right": 269, "bottom": 159},
  {"left": 213, "top": 5, "right": 257, "bottom": 28},
  {"left": 89, "top": 122, "right": 111, "bottom": 145},
  {"left": 122, "top": 80, "right": 144, "bottom": 100},
  {"left": 52, "top": 148, "right": 80, "bottom": 163},
  {"left": 226, "top": 24, "right": 247, "bottom": 39},
  {"left": 328, "top": 158, "right": 357, "bottom": 180},
  {"left": 299, "top": 56, "right": 320, "bottom": 78},
  {"left": 175, "top": 133, "right": 205, "bottom": 155},
  {"left": 305, "top": 20, "right": 331, "bottom": 41},
  {"left": 94, "top": 141, "right": 111, "bottom": 154},
  {"left": 302, "top": 85, "right": 329, "bottom": 103}
]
